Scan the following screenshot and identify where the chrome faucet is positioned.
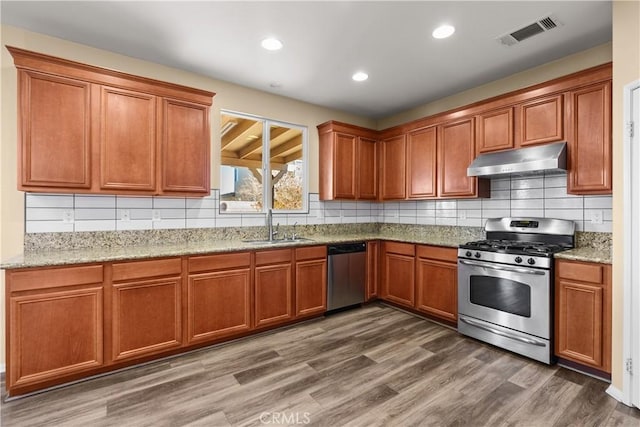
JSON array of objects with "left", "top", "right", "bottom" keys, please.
[{"left": 266, "top": 209, "right": 278, "bottom": 241}]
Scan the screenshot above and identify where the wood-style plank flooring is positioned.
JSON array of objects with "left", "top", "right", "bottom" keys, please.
[{"left": 2, "top": 303, "right": 639, "bottom": 426}]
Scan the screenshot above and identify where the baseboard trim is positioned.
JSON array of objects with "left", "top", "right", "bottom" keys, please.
[{"left": 606, "top": 384, "right": 625, "bottom": 403}]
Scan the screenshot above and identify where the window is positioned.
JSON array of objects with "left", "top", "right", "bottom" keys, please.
[{"left": 219, "top": 111, "right": 307, "bottom": 214}]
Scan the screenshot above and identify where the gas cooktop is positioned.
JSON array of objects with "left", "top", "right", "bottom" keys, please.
[{"left": 459, "top": 239, "right": 572, "bottom": 257}]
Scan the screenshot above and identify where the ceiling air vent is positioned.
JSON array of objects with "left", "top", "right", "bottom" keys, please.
[{"left": 497, "top": 14, "right": 562, "bottom": 46}]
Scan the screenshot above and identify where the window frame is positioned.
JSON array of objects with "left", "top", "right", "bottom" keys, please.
[{"left": 219, "top": 109, "right": 309, "bottom": 215}]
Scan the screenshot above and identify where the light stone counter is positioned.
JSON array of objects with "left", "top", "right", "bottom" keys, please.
[{"left": 1, "top": 224, "right": 611, "bottom": 269}]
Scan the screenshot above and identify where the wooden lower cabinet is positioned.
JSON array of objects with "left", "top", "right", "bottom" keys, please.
[
  {"left": 555, "top": 259, "right": 611, "bottom": 373},
  {"left": 366, "top": 241, "right": 380, "bottom": 300},
  {"left": 187, "top": 252, "right": 252, "bottom": 344},
  {"left": 294, "top": 246, "right": 327, "bottom": 317},
  {"left": 6, "top": 265, "right": 104, "bottom": 393},
  {"left": 381, "top": 242, "right": 415, "bottom": 308},
  {"left": 254, "top": 249, "right": 294, "bottom": 328},
  {"left": 415, "top": 245, "right": 458, "bottom": 322},
  {"left": 109, "top": 258, "right": 183, "bottom": 362}
]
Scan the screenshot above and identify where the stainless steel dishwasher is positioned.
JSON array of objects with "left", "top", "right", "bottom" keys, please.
[{"left": 327, "top": 242, "right": 366, "bottom": 311}]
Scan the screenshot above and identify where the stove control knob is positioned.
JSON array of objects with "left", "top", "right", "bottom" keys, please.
[
  {"left": 474, "top": 252, "right": 481, "bottom": 259},
  {"left": 514, "top": 256, "right": 523, "bottom": 264},
  {"left": 527, "top": 258, "right": 536, "bottom": 265},
  {"left": 465, "top": 251, "right": 472, "bottom": 257}
]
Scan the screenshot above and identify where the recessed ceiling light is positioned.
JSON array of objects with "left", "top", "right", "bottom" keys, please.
[
  {"left": 261, "top": 37, "right": 283, "bottom": 51},
  {"left": 352, "top": 71, "right": 369, "bottom": 82},
  {"left": 432, "top": 24, "right": 455, "bottom": 39}
]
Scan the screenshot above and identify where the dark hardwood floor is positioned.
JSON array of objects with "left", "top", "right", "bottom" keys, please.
[{"left": 2, "top": 303, "right": 639, "bottom": 426}]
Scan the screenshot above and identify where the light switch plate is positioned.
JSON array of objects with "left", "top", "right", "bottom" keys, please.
[
  {"left": 152, "top": 210, "right": 161, "bottom": 221},
  {"left": 459, "top": 210, "right": 467, "bottom": 220},
  {"left": 590, "top": 210, "right": 603, "bottom": 224},
  {"left": 62, "top": 210, "right": 74, "bottom": 223},
  {"left": 120, "top": 209, "right": 131, "bottom": 221}
]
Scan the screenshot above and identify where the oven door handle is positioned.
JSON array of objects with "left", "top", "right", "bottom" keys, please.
[
  {"left": 459, "top": 317, "right": 547, "bottom": 347},
  {"left": 458, "top": 259, "right": 546, "bottom": 275}
]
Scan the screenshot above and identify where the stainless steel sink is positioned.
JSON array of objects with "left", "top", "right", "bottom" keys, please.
[{"left": 242, "top": 237, "right": 314, "bottom": 245}]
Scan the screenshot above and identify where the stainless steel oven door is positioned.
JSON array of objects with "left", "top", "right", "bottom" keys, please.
[{"left": 457, "top": 258, "right": 551, "bottom": 340}]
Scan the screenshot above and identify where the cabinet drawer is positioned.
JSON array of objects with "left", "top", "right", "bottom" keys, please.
[
  {"left": 557, "top": 260, "right": 603, "bottom": 284},
  {"left": 416, "top": 245, "right": 457, "bottom": 263},
  {"left": 255, "top": 249, "right": 293, "bottom": 266},
  {"left": 189, "top": 252, "right": 251, "bottom": 273},
  {"left": 295, "top": 245, "right": 327, "bottom": 261},
  {"left": 8, "top": 265, "right": 103, "bottom": 292},
  {"left": 112, "top": 258, "right": 182, "bottom": 282},
  {"left": 383, "top": 241, "right": 415, "bottom": 257}
]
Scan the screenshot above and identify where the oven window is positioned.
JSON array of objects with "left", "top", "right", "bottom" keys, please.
[{"left": 469, "top": 276, "right": 531, "bottom": 317}]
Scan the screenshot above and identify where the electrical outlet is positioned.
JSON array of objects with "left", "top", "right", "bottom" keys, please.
[
  {"left": 316, "top": 209, "right": 324, "bottom": 219},
  {"left": 590, "top": 210, "right": 603, "bottom": 224},
  {"left": 459, "top": 210, "right": 467, "bottom": 220},
  {"left": 120, "top": 209, "right": 131, "bottom": 221},
  {"left": 62, "top": 210, "right": 74, "bottom": 223},
  {"left": 152, "top": 209, "right": 162, "bottom": 221}
]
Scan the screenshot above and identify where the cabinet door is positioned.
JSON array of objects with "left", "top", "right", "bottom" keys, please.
[
  {"left": 366, "top": 241, "right": 380, "bottom": 301},
  {"left": 476, "top": 107, "right": 514, "bottom": 153},
  {"left": 357, "top": 137, "right": 378, "bottom": 199},
  {"left": 438, "top": 118, "right": 477, "bottom": 197},
  {"left": 100, "top": 86, "right": 157, "bottom": 192},
  {"left": 381, "top": 244, "right": 415, "bottom": 308},
  {"left": 9, "top": 286, "right": 103, "bottom": 389},
  {"left": 380, "top": 135, "right": 407, "bottom": 199},
  {"left": 295, "top": 258, "right": 327, "bottom": 317},
  {"left": 555, "top": 280, "right": 603, "bottom": 368},
  {"left": 517, "top": 94, "right": 563, "bottom": 147},
  {"left": 415, "top": 258, "right": 457, "bottom": 322},
  {"left": 18, "top": 70, "right": 92, "bottom": 190},
  {"left": 111, "top": 277, "right": 182, "bottom": 362},
  {"left": 255, "top": 263, "right": 293, "bottom": 327},
  {"left": 334, "top": 133, "right": 357, "bottom": 199},
  {"left": 567, "top": 82, "right": 612, "bottom": 194},
  {"left": 407, "top": 126, "right": 437, "bottom": 199},
  {"left": 187, "top": 268, "right": 252, "bottom": 344},
  {"left": 161, "top": 98, "right": 211, "bottom": 195}
]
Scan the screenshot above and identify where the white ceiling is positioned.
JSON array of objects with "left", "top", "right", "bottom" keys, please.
[{"left": 1, "top": 1, "right": 612, "bottom": 119}]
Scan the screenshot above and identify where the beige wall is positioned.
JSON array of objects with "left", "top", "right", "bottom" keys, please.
[
  {"left": 612, "top": 0, "right": 640, "bottom": 391},
  {"left": 377, "top": 43, "right": 613, "bottom": 130}
]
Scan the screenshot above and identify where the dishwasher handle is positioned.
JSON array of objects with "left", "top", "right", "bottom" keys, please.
[{"left": 327, "top": 242, "right": 366, "bottom": 255}]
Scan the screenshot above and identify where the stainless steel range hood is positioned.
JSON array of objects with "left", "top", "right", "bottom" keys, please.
[{"left": 467, "top": 141, "right": 567, "bottom": 178}]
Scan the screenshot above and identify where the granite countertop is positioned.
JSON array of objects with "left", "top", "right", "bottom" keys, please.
[
  {"left": 554, "top": 247, "right": 612, "bottom": 264},
  {"left": 1, "top": 224, "right": 611, "bottom": 269}
]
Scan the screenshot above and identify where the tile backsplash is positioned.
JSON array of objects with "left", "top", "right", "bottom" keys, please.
[{"left": 24, "top": 173, "right": 612, "bottom": 234}]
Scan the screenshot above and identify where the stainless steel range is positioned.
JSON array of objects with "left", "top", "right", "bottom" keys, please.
[{"left": 457, "top": 217, "right": 575, "bottom": 364}]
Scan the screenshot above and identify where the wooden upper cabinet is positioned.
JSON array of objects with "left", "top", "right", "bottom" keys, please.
[
  {"left": 357, "top": 137, "right": 378, "bottom": 200},
  {"left": 334, "top": 132, "right": 357, "bottom": 199},
  {"left": 18, "top": 70, "right": 92, "bottom": 191},
  {"left": 160, "top": 98, "right": 211, "bottom": 195},
  {"left": 317, "top": 121, "right": 377, "bottom": 200},
  {"left": 517, "top": 94, "right": 563, "bottom": 147},
  {"left": 8, "top": 46, "right": 214, "bottom": 197},
  {"left": 438, "top": 118, "right": 479, "bottom": 198},
  {"left": 567, "top": 81, "right": 612, "bottom": 194},
  {"left": 406, "top": 126, "right": 437, "bottom": 198},
  {"left": 476, "top": 107, "right": 514, "bottom": 153},
  {"left": 380, "top": 134, "right": 407, "bottom": 200},
  {"left": 100, "top": 86, "right": 157, "bottom": 192}
]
